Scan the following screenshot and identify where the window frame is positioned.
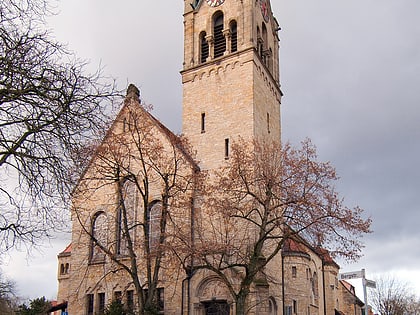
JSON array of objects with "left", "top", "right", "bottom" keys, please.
[
  {"left": 213, "top": 12, "right": 226, "bottom": 58},
  {"left": 90, "top": 211, "right": 107, "bottom": 263}
]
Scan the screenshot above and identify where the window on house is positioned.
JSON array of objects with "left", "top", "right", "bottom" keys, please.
[
  {"left": 293, "top": 300, "right": 297, "bottom": 314},
  {"left": 157, "top": 288, "right": 164, "bottom": 313},
  {"left": 224, "top": 138, "right": 229, "bottom": 159},
  {"left": 98, "top": 292, "right": 105, "bottom": 315},
  {"left": 230, "top": 20, "right": 237, "bottom": 52},
  {"left": 144, "top": 288, "right": 164, "bottom": 314},
  {"left": 201, "top": 112, "right": 206, "bottom": 133},
  {"left": 262, "top": 23, "right": 268, "bottom": 64},
  {"left": 91, "top": 212, "right": 107, "bottom": 262},
  {"left": 292, "top": 266, "right": 297, "bottom": 278},
  {"left": 117, "top": 179, "right": 137, "bottom": 256},
  {"left": 60, "top": 264, "right": 65, "bottom": 275},
  {"left": 127, "top": 290, "right": 134, "bottom": 311},
  {"left": 267, "top": 112, "right": 270, "bottom": 133},
  {"left": 200, "top": 31, "right": 209, "bottom": 63},
  {"left": 285, "top": 305, "right": 292, "bottom": 315},
  {"left": 114, "top": 291, "right": 122, "bottom": 304},
  {"left": 213, "top": 13, "right": 226, "bottom": 58},
  {"left": 203, "top": 300, "right": 229, "bottom": 315},
  {"left": 269, "top": 297, "right": 278, "bottom": 315},
  {"left": 123, "top": 118, "right": 127, "bottom": 132},
  {"left": 312, "top": 272, "right": 319, "bottom": 300},
  {"left": 149, "top": 201, "right": 162, "bottom": 252},
  {"left": 257, "top": 26, "right": 263, "bottom": 58},
  {"left": 87, "top": 294, "right": 94, "bottom": 315}
]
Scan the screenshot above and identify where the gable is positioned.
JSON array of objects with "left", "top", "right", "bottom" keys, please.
[{"left": 73, "top": 84, "right": 198, "bottom": 194}]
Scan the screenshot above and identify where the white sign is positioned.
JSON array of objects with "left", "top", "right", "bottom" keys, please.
[
  {"left": 339, "top": 270, "right": 364, "bottom": 280},
  {"left": 365, "top": 279, "right": 377, "bottom": 288}
]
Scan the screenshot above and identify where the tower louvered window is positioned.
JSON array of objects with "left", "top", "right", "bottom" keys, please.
[
  {"left": 214, "top": 14, "right": 225, "bottom": 58},
  {"left": 230, "top": 21, "right": 237, "bottom": 52},
  {"left": 200, "top": 32, "right": 209, "bottom": 63}
]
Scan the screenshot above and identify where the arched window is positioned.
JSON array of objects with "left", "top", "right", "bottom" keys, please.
[
  {"left": 257, "top": 26, "right": 263, "bottom": 58},
  {"left": 148, "top": 201, "right": 162, "bottom": 252},
  {"left": 91, "top": 212, "right": 107, "bottom": 262},
  {"left": 230, "top": 20, "right": 237, "bottom": 52},
  {"left": 117, "top": 179, "right": 137, "bottom": 256},
  {"left": 269, "top": 297, "right": 278, "bottom": 315},
  {"left": 213, "top": 13, "right": 226, "bottom": 58},
  {"left": 311, "top": 271, "right": 319, "bottom": 302},
  {"left": 261, "top": 22, "right": 268, "bottom": 64},
  {"left": 200, "top": 31, "right": 209, "bottom": 63}
]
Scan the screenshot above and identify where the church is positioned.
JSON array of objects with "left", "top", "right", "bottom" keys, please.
[{"left": 56, "top": 1, "right": 364, "bottom": 314}]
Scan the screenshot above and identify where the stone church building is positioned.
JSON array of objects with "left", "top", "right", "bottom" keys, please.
[{"left": 56, "top": 1, "right": 364, "bottom": 314}]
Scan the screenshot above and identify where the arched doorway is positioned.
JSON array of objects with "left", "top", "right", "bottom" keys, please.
[{"left": 196, "top": 276, "right": 232, "bottom": 315}]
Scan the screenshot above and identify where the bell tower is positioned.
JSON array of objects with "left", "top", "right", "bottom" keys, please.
[{"left": 181, "top": 0, "right": 282, "bottom": 170}]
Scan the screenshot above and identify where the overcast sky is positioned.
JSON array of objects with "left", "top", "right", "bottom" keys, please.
[{"left": 3, "top": 0, "right": 420, "bottom": 303}]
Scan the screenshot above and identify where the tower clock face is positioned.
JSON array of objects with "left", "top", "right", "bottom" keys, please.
[
  {"left": 260, "top": 0, "right": 270, "bottom": 22},
  {"left": 206, "top": 0, "right": 225, "bottom": 7}
]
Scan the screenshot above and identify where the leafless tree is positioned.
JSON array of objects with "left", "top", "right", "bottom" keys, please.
[
  {"left": 407, "top": 295, "right": 420, "bottom": 315},
  {"left": 0, "top": 0, "right": 119, "bottom": 253},
  {"left": 73, "top": 88, "right": 199, "bottom": 315},
  {"left": 0, "top": 270, "right": 17, "bottom": 314},
  {"left": 370, "top": 275, "right": 419, "bottom": 315},
  {"left": 184, "top": 138, "right": 371, "bottom": 315}
]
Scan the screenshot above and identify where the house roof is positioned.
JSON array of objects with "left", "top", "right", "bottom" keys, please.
[
  {"left": 314, "top": 246, "right": 340, "bottom": 268},
  {"left": 340, "top": 280, "right": 364, "bottom": 306},
  {"left": 58, "top": 243, "right": 72, "bottom": 257},
  {"left": 282, "top": 237, "right": 340, "bottom": 269},
  {"left": 282, "top": 238, "right": 309, "bottom": 255}
]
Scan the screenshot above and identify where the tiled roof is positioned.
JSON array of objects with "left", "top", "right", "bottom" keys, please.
[
  {"left": 282, "top": 238, "right": 308, "bottom": 254},
  {"left": 61, "top": 243, "right": 72, "bottom": 254}
]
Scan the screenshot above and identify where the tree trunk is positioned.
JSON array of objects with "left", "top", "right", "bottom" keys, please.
[{"left": 235, "top": 290, "right": 249, "bottom": 315}]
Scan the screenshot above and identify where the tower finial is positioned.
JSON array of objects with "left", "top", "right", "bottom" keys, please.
[{"left": 126, "top": 84, "right": 140, "bottom": 100}]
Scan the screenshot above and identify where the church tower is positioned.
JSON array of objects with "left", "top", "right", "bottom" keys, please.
[{"left": 181, "top": 0, "right": 282, "bottom": 170}]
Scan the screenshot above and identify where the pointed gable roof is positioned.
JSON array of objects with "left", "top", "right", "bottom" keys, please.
[{"left": 72, "top": 84, "right": 199, "bottom": 193}]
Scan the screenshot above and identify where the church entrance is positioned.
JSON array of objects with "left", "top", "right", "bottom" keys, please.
[{"left": 202, "top": 300, "right": 230, "bottom": 315}]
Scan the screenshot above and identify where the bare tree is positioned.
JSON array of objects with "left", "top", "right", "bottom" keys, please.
[
  {"left": 73, "top": 87, "right": 198, "bottom": 315},
  {"left": 0, "top": 270, "right": 16, "bottom": 314},
  {"left": 0, "top": 0, "right": 119, "bottom": 252},
  {"left": 184, "top": 138, "right": 371, "bottom": 315},
  {"left": 370, "top": 275, "right": 419, "bottom": 315},
  {"left": 407, "top": 295, "right": 420, "bottom": 315}
]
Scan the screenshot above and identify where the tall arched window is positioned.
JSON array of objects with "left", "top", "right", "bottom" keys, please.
[
  {"left": 91, "top": 212, "right": 107, "bottom": 262},
  {"left": 261, "top": 23, "right": 268, "bottom": 64},
  {"left": 200, "top": 31, "right": 209, "bottom": 63},
  {"left": 257, "top": 26, "right": 263, "bottom": 58},
  {"left": 311, "top": 271, "right": 319, "bottom": 302},
  {"left": 230, "top": 20, "right": 237, "bottom": 53},
  {"left": 117, "top": 179, "right": 137, "bottom": 256},
  {"left": 148, "top": 201, "right": 162, "bottom": 252},
  {"left": 269, "top": 297, "right": 278, "bottom": 315},
  {"left": 213, "top": 13, "right": 226, "bottom": 58}
]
